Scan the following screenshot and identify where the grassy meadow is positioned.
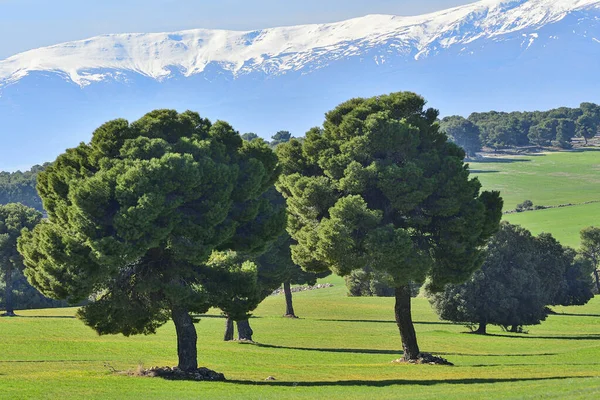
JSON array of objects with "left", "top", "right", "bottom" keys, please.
[
  {"left": 470, "top": 149, "right": 600, "bottom": 247},
  {"left": 1, "top": 275, "right": 600, "bottom": 399}
]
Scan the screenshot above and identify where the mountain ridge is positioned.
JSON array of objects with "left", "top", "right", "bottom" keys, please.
[{"left": 2, "top": 0, "right": 599, "bottom": 88}]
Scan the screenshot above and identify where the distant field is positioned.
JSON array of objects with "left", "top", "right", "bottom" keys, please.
[
  {"left": 505, "top": 202, "right": 600, "bottom": 248},
  {"left": 1, "top": 275, "right": 599, "bottom": 399},
  {"left": 470, "top": 149, "right": 600, "bottom": 247}
]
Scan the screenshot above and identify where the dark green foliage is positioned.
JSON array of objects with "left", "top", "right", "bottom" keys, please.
[
  {"left": 528, "top": 119, "right": 558, "bottom": 146},
  {"left": 241, "top": 132, "right": 259, "bottom": 142},
  {"left": 270, "top": 130, "right": 292, "bottom": 147},
  {"left": 553, "top": 119, "right": 576, "bottom": 149},
  {"left": 277, "top": 91, "right": 503, "bottom": 358},
  {"left": 0, "top": 165, "right": 48, "bottom": 211},
  {"left": 17, "top": 109, "right": 283, "bottom": 369},
  {"left": 0, "top": 271, "right": 68, "bottom": 311},
  {"left": 464, "top": 102, "right": 599, "bottom": 149},
  {"left": 440, "top": 116, "right": 481, "bottom": 157},
  {"left": 430, "top": 223, "right": 594, "bottom": 333},
  {"left": 516, "top": 199, "right": 534, "bottom": 212},
  {"left": 580, "top": 226, "right": 600, "bottom": 293},
  {"left": 0, "top": 203, "right": 43, "bottom": 315},
  {"left": 430, "top": 224, "right": 548, "bottom": 331},
  {"left": 553, "top": 249, "right": 594, "bottom": 306},
  {"left": 345, "top": 268, "right": 420, "bottom": 297}
]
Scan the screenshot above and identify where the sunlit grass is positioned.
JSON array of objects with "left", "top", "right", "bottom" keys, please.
[{"left": 1, "top": 275, "right": 599, "bottom": 399}]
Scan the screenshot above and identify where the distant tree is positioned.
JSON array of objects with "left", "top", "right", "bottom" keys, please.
[
  {"left": 553, "top": 119, "right": 576, "bottom": 149},
  {"left": 277, "top": 92, "right": 503, "bottom": 361},
  {"left": 430, "top": 224, "right": 594, "bottom": 334},
  {"left": 0, "top": 164, "right": 48, "bottom": 211},
  {"left": 241, "top": 132, "right": 259, "bottom": 142},
  {"left": 528, "top": 119, "right": 557, "bottom": 147},
  {"left": 440, "top": 116, "right": 482, "bottom": 157},
  {"left": 516, "top": 199, "right": 534, "bottom": 212},
  {"left": 553, "top": 249, "right": 594, "bottom": 306},
  {"left": 17, "top": 110, "right": 283, "bottom": 372},
  {"left": 430, "top": 224, "right": 548, "bottom": 334},
  {"left": 0, "top": 203, "right": 42, "bottom": 316},
  {"left": 576, "top": 114, "right": 599, "bottom": 145},
  {"left": 271, "top": 130, "right": 292, "bottom": 147},
  {"left": 580, "top": 226, "right": 600, "bottom": 293}
]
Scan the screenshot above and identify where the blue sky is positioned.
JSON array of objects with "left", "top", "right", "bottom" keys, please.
[{"left": 0, "top": 0, "right": 476, "bottom": 59}]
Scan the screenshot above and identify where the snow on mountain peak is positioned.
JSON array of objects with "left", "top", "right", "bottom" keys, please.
[{"left": 1, "top": 0, "right": 599, "bottom": 87}]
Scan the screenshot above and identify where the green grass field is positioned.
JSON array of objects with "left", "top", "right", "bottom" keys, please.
[
  {"left": 1, "top": 275, "right": 599, "bottom": 399},
  {"left": 470, "top": 149, "right": 600, "bottom": 247}
]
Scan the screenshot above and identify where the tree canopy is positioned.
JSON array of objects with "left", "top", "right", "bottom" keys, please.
[
  {"left": 0, "top": 203, "right": 42, "bottom": 316},
  {"left": 439, "top": 116, "right": 482, "bottom": 157},
  {"left": 430, "top": 223, "right": 594, "bottom": 334},
  {"left": 462, "top": 102, "right": 600, "bottom": 149},
  {"left": 17, "top": 109, "right": 283, "bottom": 372},
  {"left": 0, "top": 165, "right": 47, "bottom": 211},
  {"left": 276, "top": 91, "right": 503, "bottom": 361},
  {"left": 580, "top": 226, "right": 600, "bottom": 293}
]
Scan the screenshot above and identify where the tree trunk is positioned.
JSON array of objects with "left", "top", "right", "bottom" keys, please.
[
  {"left": 283, "top": 281, "right": 297, "bottom": 318},
  {"left": 171, "top": 307, "right": 198, "bottom": 372},
  {"left": 394, "top": 285, "right": 420, "bottom": 361},
  {"left": 236, "top": 319, "right": 254, "bottom": 341},
  {"left": 3, "top": 266, "right": 15, "bottom": 317},
  {"left": 594, "top": 269, "right": 600, "bottom": 294},
  {"left": 510, "top": 325, "right": 519, "bottom": 333},
  {"left": 223, "top": 316, "right": 234, "bottom": 341},
  {"left": 475, "top": 322, "right": 487, "bottom": 334}
]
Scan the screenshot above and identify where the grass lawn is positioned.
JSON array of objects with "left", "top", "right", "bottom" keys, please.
[
  {"left": 505, "top": 202, "right": 600, "bottom": 248},
  {"left": 469, "top": 149, "right": 600, "bottom": 210},
  {"left": 470, "top": 149, "right": 600, "bottom": 247},
  {"left": 1, "top": 275, "right": 599, "bottom": 399}
]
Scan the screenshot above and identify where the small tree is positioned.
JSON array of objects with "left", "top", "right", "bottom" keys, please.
[
  {"left": 277, "top": 92, "right": 503, "bottom": 361},
  {"left": 580, "top": 226, "right": 600, "bottom": 293},
  {"left": 0, "top": 203, "right": 42, "bottom": 316},
  {"left": 430, "top": 223, "right": 548, "bottom": 334},
  {"left": 271, "top": 131, "right": 292, "bottom": 147},
  {"left": 516, "top": 199, "right": 534, "bottom": 212},
  {"left": 440, "top": 116, "right": 482, "bottom": 158},
  {"left": 18, "top": 110, "right": 282, "bottom": 372},
  {"left": 241, "top": 132, "right": 259, "bottom": 142},
  {"left": 431, "top": 224, "right": 594, "bottom": 334}
]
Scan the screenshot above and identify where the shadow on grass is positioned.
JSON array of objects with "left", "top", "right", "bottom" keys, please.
[
  {"left": 485, "top": 333, "right": 600, "bottom": 340},
  {"left": 555, "top": 313, "right": 600, "bottom": 318},
  {"left": 472, "top": 157, "right": 532, "bottom": 164},
  {"left": 0, "top": 360, "right": 96, "bottom": 363},
  {"left": 15, "top": 315, "right": 75, "bottom": 319},
  {"left": 254, "top": 343, "right": 400, "bottom": 355},
  {"left": 316, "top": 319, "right": 452, "bottom": 326},
  {"left": 470, "top": 170, "right": 500, "bottom": 174},
  {"left": 225, "top": 376, "right": 593, "bottom": 387},
  {"left": 435, "top": 352, "right": 558, "bottom": 357}
]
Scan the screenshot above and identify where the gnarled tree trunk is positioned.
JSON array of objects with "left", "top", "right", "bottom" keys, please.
[
  {"left": 594, "top": 269, "right": 600, "bottom": 294},
  {"left": 475, "top": 322, "right": 487, "bottom": 335},
  {"left": 236, "top": 319, "right": 254, "bottom": 341},
  {"left": 171, "top": 307, "right": 198, "bottom": 371},
  {"left": 223, "top": 316, "right": 234, "bottom": 341},
  {"left": 283, "top": 281, "right": 297, "bottom": 318},
  {"left": 2, "top": 266, "right": 16, "bottom": 317},
  {"left": 394, "top": 285, "right": 420, "bottom": 361}
]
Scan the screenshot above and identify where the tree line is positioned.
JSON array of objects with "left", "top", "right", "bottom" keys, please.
[{"left": 441, "top": 102, "right": 600, "bottom": 156}]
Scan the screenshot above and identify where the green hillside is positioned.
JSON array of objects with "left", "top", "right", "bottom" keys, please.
[{"left": 470, "top": 149, "right": 600, "bottom": 247}]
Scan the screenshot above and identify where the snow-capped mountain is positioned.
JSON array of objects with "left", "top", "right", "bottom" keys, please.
[{"left": 1, "top": 0, "right": 600, "bottom": 170}]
